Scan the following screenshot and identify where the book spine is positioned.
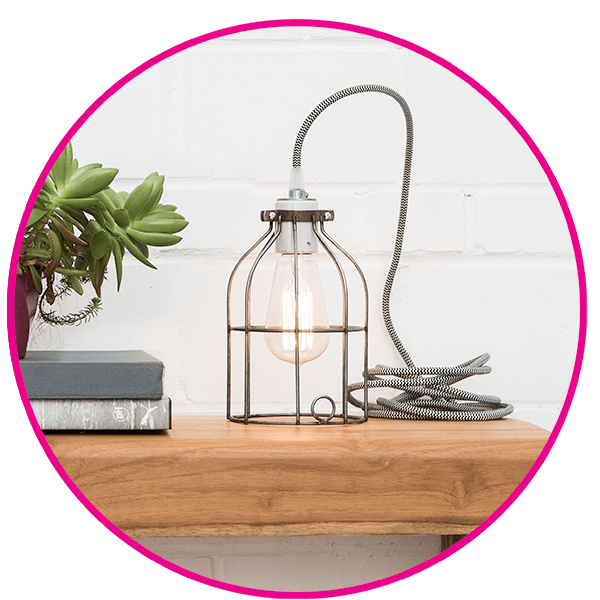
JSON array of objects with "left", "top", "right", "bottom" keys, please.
[{"left": 30, "top": 397, "right": 171, "bottom": 431}]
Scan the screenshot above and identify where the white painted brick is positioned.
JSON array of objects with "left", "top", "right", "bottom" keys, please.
[
  {"left": 184, "top": 46, "right": 405, "bottom": 184},
  {"left": 403, "top": 188, "right": 467, "bottom": 252},
  {"left": 134, "top": 538, "right": 215, "bottom": 578},
  {"left": 399, "top": 259, "right": 579, "bottom": 408},
  {"left": 404, "top": 50, "right": 549, "bottom": 185},
  {"left": 475, "top": 186, "right": 574, "bottom": 254},
  {"left": 49, "top": 179, "right": 569, "bottom": 264},
  {"left": 220, "top": 549, "right": 408, "bottom": 591},
  {"left": 162, "top": 556, "right": 214, "bottom": 578},
  {"left": 69, "top": 28, "right": 549, "bottom": 188},
  {"left": 137, "top": 536, "right": 440, "bottom": 592},
  {"left": 70, "top": 54, "right": 195, "bottom": 179},
  {"left": 160, "top": 186, "right": 265, "bottom": 254},
  {"left": 291, "top": 186, "right": 466, "bottom": 255}
]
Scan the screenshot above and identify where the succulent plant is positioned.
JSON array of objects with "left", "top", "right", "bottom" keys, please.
[{"left": 19, "top": 142, "right": 188, "bottom": 325}]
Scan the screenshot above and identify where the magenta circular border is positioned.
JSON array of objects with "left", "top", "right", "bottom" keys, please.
[{"left": 6, "top": 18, "right": 587, "bottom": 599}]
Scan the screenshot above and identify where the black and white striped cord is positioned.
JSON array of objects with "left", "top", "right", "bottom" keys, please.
[{"left": 292, "top": 84, "right": 513, "bottom": 421}]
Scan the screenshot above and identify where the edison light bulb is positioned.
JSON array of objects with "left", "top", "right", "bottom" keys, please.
[{"left": 265, "top": 253, "right": 330, "bottom": 364}]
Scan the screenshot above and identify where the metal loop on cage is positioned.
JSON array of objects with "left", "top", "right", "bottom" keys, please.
[{"left": 310, "top": 396, "right": 336, "bottom": 423}]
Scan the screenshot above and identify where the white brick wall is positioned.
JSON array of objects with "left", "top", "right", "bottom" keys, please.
[
  {"left": 25, "top": 26, "right": 580, "bottom": 591},
  {"left": 136, "top": 536, "right": 441, "bottom": 592}
]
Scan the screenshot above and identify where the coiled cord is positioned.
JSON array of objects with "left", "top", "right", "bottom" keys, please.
[{"left": 293, "top": 84, "right": 513, "bottom": 420}]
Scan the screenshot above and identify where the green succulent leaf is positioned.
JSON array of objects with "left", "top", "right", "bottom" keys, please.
[
  {"left": 113, "top": 208, "right": 130, "bottom": 228},
  {"left": 70, "top": 163, "right": 103, "bottom": 182},
  {"left": 55, "top": 267, "right": 90, "bottom": 277},
  {"left": 64, "top": 143, "right": 74, "bottom": 179},
  {"left": 28, "top": 265, "right": 42, "bottom": 294},
  {"left": 148, "top": 204, "right": 177, "bottom": 213},
  {"left": 145, "top": 210, "right": 186, "bottom": 221},
  {"left": 68, "top": 274, "right": 84, "bottom": 295},
  {"left": 45, "top": 230, "right": 62, "bottom": 275},
  {"left": 57, "top": 224, "right": 88, "bottom": 246},
  {"left": 85, "top": 205, "right": 114, "bottom": 230},
  {"left": 90, "top": 231, "right": 113, "bottom": 260},
  {"left": 83, "top": 220, "right": 103, "bottom": 241},
  {"left": 118, "top": 232, "right": 156, "bottom": 269},
  {"left": 132, "top": 239, "right": 149, "bottom": 258},
  {"left": 60, "top": 167, "right": 118, "bottom": 199},
  {"left": 56, "top": 197, "right": 99, "bottom": 210},
  {"left": 50, "top": 142, "right": 73, "bottom": 189},
  {"left": 124, "top": 179, "right": 154, "bottom": 221},
  {"left": 134, "top": 218, "right": 188, "bottom": 234},
  {"left": 95, "top": 187, "right": 124, "bottom": 211},
  {"left": 73, "top": 255, "right": 87, "bottom": 271},
  {"left": 126, "top": 229, "right": 182, "bottom": 247},
  {"left": 145, "top": 174, "right": 165, "bottom": 212},
  {"left": 56, "top": 207, "right": 87, "bottom": 232},
  {"left": 22, "top": 248, "right": 51, "bottom": 260},
  {"left": 27, "top": 207, "right": 48, "bottom": 227},
  {"left": 90, "top": 252, "right": 111, "bottom": 297},
  {"left": 111, "top": 236, "right": 124, "bottom": 291},
  {"left": 42, "top": 178, "right": 57, "bottom": 196}
]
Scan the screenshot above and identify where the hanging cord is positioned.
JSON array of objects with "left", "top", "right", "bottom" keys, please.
[{"left": 293, "top": 84, "right": 513, "bottom": 420}]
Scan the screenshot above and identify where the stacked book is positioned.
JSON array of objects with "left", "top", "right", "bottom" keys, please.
[{"left": 20, "top": 350, "right": 171, "bottom": 431}]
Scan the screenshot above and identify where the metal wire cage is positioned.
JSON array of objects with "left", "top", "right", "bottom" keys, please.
[{"left": 227, "top": 208, "right": 369, "bottom": 425}]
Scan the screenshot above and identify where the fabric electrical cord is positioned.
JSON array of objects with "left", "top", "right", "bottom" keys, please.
[{"left": 292, "top": 84, "right": 514, "bottom": 420}]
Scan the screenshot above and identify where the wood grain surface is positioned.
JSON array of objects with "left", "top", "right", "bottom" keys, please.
[{"left": 45, "top": 416, "right": 550, "bottom": 538}]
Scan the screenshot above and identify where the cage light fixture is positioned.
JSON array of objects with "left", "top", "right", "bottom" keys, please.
[
  {"left": 227, "top": 85, "right": 514, "bottom": 426},
  {"left": 226, "top": 163, "right": 369, "bottom": 425}
]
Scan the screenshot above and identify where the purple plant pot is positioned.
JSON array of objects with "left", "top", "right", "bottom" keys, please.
[{"left": 15, "top": 271, "right": 39, "bottom": 359}]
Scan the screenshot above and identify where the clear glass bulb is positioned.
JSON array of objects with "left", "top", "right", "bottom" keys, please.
[{"left": 265, "top": 253, "right": 330, "bottom": 365}]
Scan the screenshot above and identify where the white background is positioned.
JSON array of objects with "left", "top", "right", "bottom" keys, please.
[{"left": 2, "top": 2, "right": 597, "bottom": 598}]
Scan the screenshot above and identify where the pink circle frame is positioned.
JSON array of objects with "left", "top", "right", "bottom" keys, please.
[{"left": 6, "top": 18, "right": 587, "bottom": 599}]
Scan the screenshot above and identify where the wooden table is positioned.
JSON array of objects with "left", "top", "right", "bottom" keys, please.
[{"left": 45, "top": 416, "right": 549, "bottom": 548}]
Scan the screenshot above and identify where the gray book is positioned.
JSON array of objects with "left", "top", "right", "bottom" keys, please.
[
  {"left": 20, "top": 350, "right": 164, "bottom": 399},
  {"left": 30, "top": 396, "right": 171, "bottom": 430}
]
